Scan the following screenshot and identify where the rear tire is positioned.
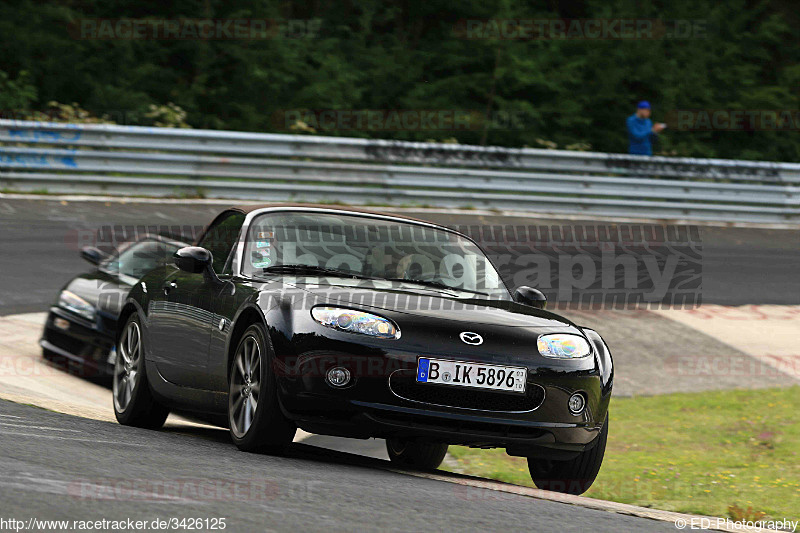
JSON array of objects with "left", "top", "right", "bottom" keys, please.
[
  {"left": 386, "top": 438, "right": 448, "bottom": 470},
  {"left": 527, "top": 414, "right": 608, "bottom": 495},
  {"left": 228, "top": 323, "right": 296, "bottom": 454},
  {"left": 113, "top": 314, "right": 170, "bottom": 429}
]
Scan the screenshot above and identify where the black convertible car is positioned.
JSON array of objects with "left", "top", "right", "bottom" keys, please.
[{"left": 114, "top": 205, "right": 613, "bottom": 494}]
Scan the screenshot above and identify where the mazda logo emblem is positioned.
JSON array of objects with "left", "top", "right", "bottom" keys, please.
[{"left": 459, "top": 332, "right": 483, "bottom": 345}]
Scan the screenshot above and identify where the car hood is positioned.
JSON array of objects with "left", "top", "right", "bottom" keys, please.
[
  {"left": 286, "top": 278, "right": 577, "bottom": 331},
  {"left": 61, "top": 272, "right": 131, "bottom": 316}
]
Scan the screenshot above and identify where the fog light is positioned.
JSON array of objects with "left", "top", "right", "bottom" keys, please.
[
  {"left": 568, "top": 393, "right": 586, "bottom": 414},
  {"left": 326, "top": 367, "right": 351, "bottom": 387}
]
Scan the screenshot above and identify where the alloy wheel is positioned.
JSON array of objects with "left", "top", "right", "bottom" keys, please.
[
  {"left": 113, "top": 320, "right": 141, "bottom": 413},
  {"left": 230, "top": 334, "right": 261, "bottom": 438}
]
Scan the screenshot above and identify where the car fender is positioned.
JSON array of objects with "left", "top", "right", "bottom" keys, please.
[
  {"left": 225, "top": 302, "right": 270, "bottom": 367},
  {"left": 116, "top": 275, "right": 152, "bottom": 353},
  {"left": 223, "top": 287, "right": 299, "bottom": 378},
  {"left": 117, "top": 296, "right": 146, "bottom": 342},
  {"left": 580, "top": 326, "right": 613, "bottom": 397}
]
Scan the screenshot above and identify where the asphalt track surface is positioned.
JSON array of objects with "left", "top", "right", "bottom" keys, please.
[
  {"left": 0, "top": 400, "right": 680, "bottom": 532},
  {"left": 0, "top": 197, "right": 788, "bottom": 531},
  {"left": 1, "top": 197, "right": 799, "bottom": 315}
]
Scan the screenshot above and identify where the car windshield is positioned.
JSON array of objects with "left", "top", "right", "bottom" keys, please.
[
  {"left": 102, "top": 239, "right": 179, "bottom": 280},
  {"left": 243, "top": 212, "right": 511, "bottom": 299}
]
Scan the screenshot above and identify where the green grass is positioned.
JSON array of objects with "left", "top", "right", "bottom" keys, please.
[
  {"left": 444, "top": 386, "right": 800, "bottom": 522},
  {"left": 0, "top": 187, "right": 50, "bottom": 195}
]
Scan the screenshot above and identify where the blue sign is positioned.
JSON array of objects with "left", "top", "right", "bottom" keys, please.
[{"left": 416, "top": 358, "right": 430, "bottom": 382}]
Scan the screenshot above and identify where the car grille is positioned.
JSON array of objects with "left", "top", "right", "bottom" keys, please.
[{"left": 390, "top": 373, "right": 545, "bottom": 412}]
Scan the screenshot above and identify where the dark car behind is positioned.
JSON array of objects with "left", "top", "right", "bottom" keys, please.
[{"left": 41, "top": 235, "right": 186, "bottom": 377}]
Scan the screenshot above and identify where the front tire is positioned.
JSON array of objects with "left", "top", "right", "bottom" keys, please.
[
  {"left": 228, "top": 323, "right": 295, "bottom": 454},
  {"left": 527, "top": 414, "right": 609, "bottom": 495},
  {"left": 113, "top": 314, "right": 170, "bottom": 429},
  {"left": 386, "top": 438, "right": 448, "bottom": 470}
]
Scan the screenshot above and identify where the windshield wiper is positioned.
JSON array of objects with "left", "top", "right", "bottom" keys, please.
[
  {"left": 260, "top": 264, "right": 370, "bottom": 279},
  {"left": 383, "top": 278, "right": 488, "bottom": 296}
]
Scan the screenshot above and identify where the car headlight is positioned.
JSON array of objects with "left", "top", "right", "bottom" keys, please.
[
  {"left": 537, "top": 333, "right": 591, "bottom": 359},
  {"left": 58, "top": 290, "right": 96, "bottom": 321},
  {"left": 311, "top": 307, "right": 400, "bottom": 339}
]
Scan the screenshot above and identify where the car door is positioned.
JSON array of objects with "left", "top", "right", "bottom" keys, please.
[{"left": 148, "top": 210, "right": 246, "bottom": 389}]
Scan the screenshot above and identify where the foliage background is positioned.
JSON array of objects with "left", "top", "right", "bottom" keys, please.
[{"left": 0, "top": 0, "right": 798, "bottom": 160}]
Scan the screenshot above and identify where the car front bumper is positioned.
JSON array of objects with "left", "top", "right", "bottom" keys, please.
[
  {"left": 276, "top": 350, "right": 611, "bottom": 458},
  {"left": 40, "top": 307, "right": 116, "bottom": 377}
]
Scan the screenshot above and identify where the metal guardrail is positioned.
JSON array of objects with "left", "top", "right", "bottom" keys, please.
[{"left": 1, "top": 119, "right": 798, "bottom": 223}]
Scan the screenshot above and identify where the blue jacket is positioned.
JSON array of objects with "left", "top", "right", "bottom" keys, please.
[{"left": 627, "top": 114, "right": 655, "bottom": 155}]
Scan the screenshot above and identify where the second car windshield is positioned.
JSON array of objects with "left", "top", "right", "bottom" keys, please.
[
  {"left": 103, "top": 240, "right": 177, "bottom": 280},
  {"left": 243, "top": 212, "right": 510, "bottom": 298}
]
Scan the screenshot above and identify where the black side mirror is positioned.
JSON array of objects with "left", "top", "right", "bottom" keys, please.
[
  {"left": 80, "top": 246, "right": 106, "bottom": 266},
  {"left": 173, "top": 246, "right": 213, "bottom": 274},
  {"left": 514, "top": 286, "right": 547, "bottom": 309}
]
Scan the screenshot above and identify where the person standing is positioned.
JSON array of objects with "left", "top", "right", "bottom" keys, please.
[{"left": 627, "top": 101, "right": 666, "bottom": 155}]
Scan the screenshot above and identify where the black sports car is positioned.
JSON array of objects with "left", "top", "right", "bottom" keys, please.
[
  {"left": 41, "top": 235, "right": 185, "bottom": 376},
  {"left": 114, "top": 205, "right": 613, "bottom": 494}
]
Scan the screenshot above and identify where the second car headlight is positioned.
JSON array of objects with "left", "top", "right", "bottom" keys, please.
[
  {"left": 311, "top": 307, "right": 400, "bottom": 339},
  {"left": 58, "top": 290, "right": 96, "bottom": 321},
  {"left": 537, "top": 333, "right": 591, "bottom": 359}
]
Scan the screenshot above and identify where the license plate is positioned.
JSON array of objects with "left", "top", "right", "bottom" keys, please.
[{"left": 416, "top": 358, "right": 526, "bottom": 394}]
